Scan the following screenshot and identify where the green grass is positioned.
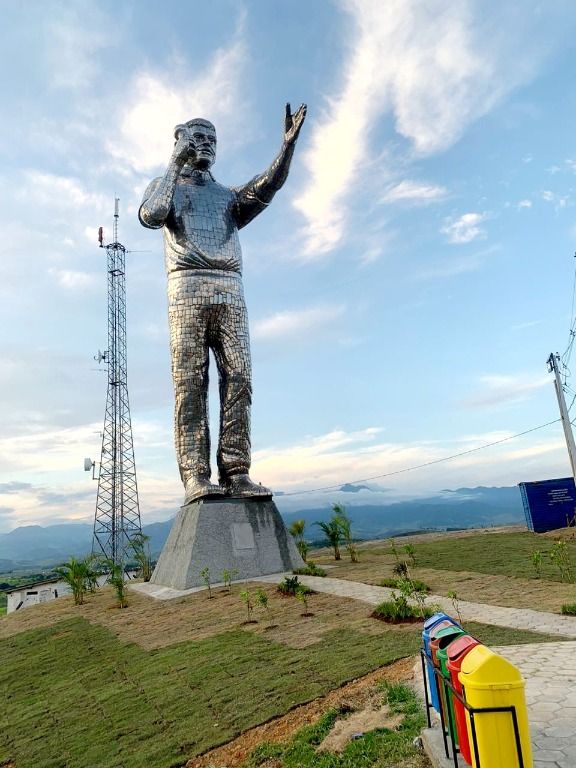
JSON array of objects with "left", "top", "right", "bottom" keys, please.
[
  {"left": 0, "top": 616, "right": 560, "bottom": 768},
  {"left": 244, "top": 682, "right": 427, "bottom": 768},
  {"left": 379, "top": 578, "right": 430, "bottom": 592},
  {"left": 405, "top": 532, "right": 576, "bottom": 581},
  {"left": 372, "top": 601, "right": 434, "bottom": 622}
]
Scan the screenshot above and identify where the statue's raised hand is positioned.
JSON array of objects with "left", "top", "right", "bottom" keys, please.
[
  {"left": 172, "top": 126, "right": 197, "bottom": 167},
  {"left": 284, "top": 103, "right": 307, "bottom": 145}
]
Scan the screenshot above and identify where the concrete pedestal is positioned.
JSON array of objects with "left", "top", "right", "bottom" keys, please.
[{"left": 150, "top": 497, "right": 305, "bottom": 590}]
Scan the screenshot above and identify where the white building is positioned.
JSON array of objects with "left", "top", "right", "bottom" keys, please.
[
  {"left": 5, "top": 571, "right": 140, "bottom": 613},
  {"left": 6, "top": 578, "right": 72, "bottom": 613}
]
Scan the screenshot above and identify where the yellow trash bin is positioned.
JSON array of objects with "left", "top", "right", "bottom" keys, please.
[{"left": 458, "top": 645, "right": 533, "bottom": 768}]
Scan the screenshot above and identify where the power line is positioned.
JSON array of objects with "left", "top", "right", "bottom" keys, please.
[
  {"left": 561, "top": 252, "right": 576, "bottom": 368},
  {"left": 281, "top": 418, "right": 561, "bottom": 496}
]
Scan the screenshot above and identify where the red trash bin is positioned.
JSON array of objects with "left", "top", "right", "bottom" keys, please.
[{"left": 446, "top": 634, "right": 481, "bottom": 765}]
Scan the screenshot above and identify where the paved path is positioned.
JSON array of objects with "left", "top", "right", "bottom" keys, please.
[
  {"left": 255, "top": 573, "right": 576, "bottom": 638},
  {"left": 255, "top": 574, "right": 576, "bottom": 766}
]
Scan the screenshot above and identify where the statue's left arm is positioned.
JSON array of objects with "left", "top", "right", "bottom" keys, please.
[{"left": 234, "top": 103, "right": 307, "bottom": 229}]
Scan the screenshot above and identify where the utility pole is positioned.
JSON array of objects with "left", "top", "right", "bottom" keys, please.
[
  {"left": 547, "top": 352, "right": 576, "bottom": 481},
  {"left": 93, "top": 199, "right": 142, "bottom": 567}
]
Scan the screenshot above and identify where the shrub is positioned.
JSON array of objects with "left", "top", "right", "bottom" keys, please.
[
  {"left": 240, "top": 589, "right": 255, "bottom": 622},
  {"left": 380, "top": 577, "right": 429, "bottom": 592},
  {"left": 200, "top": 566, "right": 212, "bottom": 598},
  {"left": 129, "top": 533, "right": 153, "bottom": 582},
  {"left": 372, "top": 599, "right": 434, "bottom": 623},
  {"left": 293, "top": 563, "right": 326, "bottom": 577},
  {"left": 295, "top": 584, "right": 312, "bottom": 615},
  {"left": 448, "top": 590, "right": 463, "bottom": 625},
  {"left": 561, "top": 603, "right": 576, "bottom": 615},
  {"left": 550, "top": 541, "right": 574, "bottom": 582},
  {"left": 277, "top": 575, "right": 313, "bottom": 596},
  {"left": 392, "top": 561, "right": 409, "bottom": 577},
  {"left": 221, "top": 568, "right": 239, "bottom": 592},
  {"left": 531, "top": 550, "right": 543, "bottom": 579},
  {"left": 404, "top": 543, "right": 416, "bottom": 567}
]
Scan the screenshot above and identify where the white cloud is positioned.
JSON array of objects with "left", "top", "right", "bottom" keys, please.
[
  {"left": 45, "top": 5, "right": 113, "bottom": 91},
  {"left": 462, "top": 374, "right": 550, "bottom": 409},
  {"left": 380, "top": 180, "right": 448, "bottom": 204},
  {"left": 249, "top": 424, "right": 568, "bottom": 500},
  {"left": 18, "top": 171, "right": 108, "bottom": 212},
  {"left": 542, "top": 190, "right": 569, "bottom": 210},
  {"left": 252, "top": 304, "right": 345, "bottom": 340},
  {"left": 442, "top": 212, "right": 488, "bottom": 244},
  {"left": 293, "top": 0, "right": 546, "bottom": 257},
  {"left": 517, "top": 199, "right": 533, "bottom": 210},
  {"left": 108, "top": 33, "right": 249, "bottom": 173},
  {"left": 49, "top": 269, "right": 96, "bottom": 291}
]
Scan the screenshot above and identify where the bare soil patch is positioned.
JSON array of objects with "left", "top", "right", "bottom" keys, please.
[
  {"left": 317, "top": 705, "right": 403, "bottom": 753},
  {"left": 186, "top": 656, "right": 416, "bottom": 768}
]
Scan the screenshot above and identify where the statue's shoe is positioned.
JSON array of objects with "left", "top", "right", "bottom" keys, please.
[
  {"left": 222, "top": 474, "right": 272, "bottom": 499},
  {"left": 184, "top": 476, "right": 225, "bottom": 505}
]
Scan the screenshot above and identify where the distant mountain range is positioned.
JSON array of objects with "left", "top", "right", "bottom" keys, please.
[{"left": 0, "top": 485, "right": 525, "bottom": 571}]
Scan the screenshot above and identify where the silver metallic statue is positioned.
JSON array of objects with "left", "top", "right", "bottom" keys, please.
[{"left": 139, "top": 103, "right": 307, "bottom": 504}]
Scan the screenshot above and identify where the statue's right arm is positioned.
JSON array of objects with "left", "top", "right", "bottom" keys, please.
[
  {"left": 138, "top": 134, "right": 194, "bottom": 228},
  {"left": 138, "top": 172, "right": 178, "bottom": 229}
]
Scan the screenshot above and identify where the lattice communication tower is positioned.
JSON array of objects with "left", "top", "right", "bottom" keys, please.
[{"left": 93, "top": 198, "right": 142, "bottom": 566}]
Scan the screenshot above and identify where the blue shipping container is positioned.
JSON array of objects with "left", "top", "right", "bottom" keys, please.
[{"left": 519, "top": 477, "right": 576, "bottom": 533}]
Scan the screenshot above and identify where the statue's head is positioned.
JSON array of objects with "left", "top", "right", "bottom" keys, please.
[{"left": 174, "top": 118, "right": 216, "bottom": 170}]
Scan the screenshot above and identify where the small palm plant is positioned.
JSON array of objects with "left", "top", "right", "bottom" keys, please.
[
  {"left": 130, "top": 533, "right": 153, "bottom": 582},
  {"left": 100, "top": 558, "right": 128, "bottom": 608},
  {"left": 289, "top": 519, "right": 308, "bottom": 562},
  {"left": 315, "top": 519, "right": 343, "bottom": 560},
  {"left": 53, "top": 555, "right": 97, "bottom": 606},
  {"left": 332, "top": 504, "right": 359, "bottom": 563}
]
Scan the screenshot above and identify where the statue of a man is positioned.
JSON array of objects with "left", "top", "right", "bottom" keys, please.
[{"left": 139, "top": 103, "right": 307, "bottom": 504}]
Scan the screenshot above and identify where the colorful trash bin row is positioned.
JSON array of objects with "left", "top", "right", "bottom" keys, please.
[{"left": 421, "top": 612, "right": 533, "bottom": 768}]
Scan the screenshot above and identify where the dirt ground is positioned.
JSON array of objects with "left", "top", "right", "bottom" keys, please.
[
  {"left": 0, "top": 582, "right": 410, "bottom": 650},
  {"left": 186, "top": 656, "right": 417, "bottom": 768}
]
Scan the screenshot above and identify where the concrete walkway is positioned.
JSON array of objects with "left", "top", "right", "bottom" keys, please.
[
  {"left": 254, "top": 574, "right": 576, "bottom": 767},
  {"left": 255, "top": 573, "right": 576, "bottom": 639}
]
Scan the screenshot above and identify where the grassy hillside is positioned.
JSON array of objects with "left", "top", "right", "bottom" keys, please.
[
  {"left": 0, "top": 574, "right": 564, "bottom": 768},
  {"left": 319, "top": 529, "right": 576, "bottom": 612}
]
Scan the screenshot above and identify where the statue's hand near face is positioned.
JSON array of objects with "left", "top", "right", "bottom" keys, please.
[
  {"left": 172, "top": 127, "right": 198, "bottom": 167},
  {"left": 284, "top": 103, "right": 307, "bottom": 145}
]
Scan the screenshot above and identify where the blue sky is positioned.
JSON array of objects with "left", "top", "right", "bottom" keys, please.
[{"left": 2, "top": 0, "right": 576, "bottom": 531}]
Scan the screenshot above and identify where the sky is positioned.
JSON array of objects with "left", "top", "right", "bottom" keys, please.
[{"left": 2, "top": 0, "right": 576, "bottom": 532}]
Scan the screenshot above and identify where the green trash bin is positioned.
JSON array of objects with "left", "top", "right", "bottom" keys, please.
[{"left": 434, "top": 626, "right": 468, "bottom": 741}]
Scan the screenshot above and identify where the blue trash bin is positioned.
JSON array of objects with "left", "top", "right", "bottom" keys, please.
[{"left": 422, "top": 612, "right": 460, "bottom": 712}]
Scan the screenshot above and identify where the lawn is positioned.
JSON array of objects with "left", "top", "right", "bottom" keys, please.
[
  {"left": 315, "top": 530, "right": 576, "bottom": 612},
  {"left": 243, "top": 681, "right": 429, "bottom": 768},
  {"left": 0, "top": 587, "right": 563, "bottom": 768}
]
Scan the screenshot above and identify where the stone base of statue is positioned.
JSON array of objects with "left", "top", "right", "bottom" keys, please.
[{"left": 149, "top": 497, "right": 304, "bottom": 590}]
